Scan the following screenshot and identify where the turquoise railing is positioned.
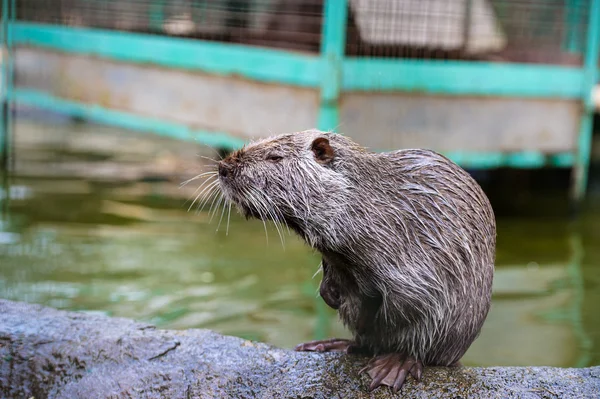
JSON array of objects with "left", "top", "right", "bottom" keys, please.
[
  {"left": 0, "top": 0, "right": 15, "bottom": 170},
  {"left": 574, "top": 0, "right": 600, "bottom": 203}
]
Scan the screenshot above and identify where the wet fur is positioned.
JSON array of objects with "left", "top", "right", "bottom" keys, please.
[{"left": 217, "top": 129, "right": 496, "bottom": 366}]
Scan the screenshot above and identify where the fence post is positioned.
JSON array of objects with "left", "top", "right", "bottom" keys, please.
[
  {"left": 318, "top": 0, "right": 348, "bottom": 132},
  {"left": 571, "top": 0, "right": 600, "bottom": 208},
  {"left": 149, "top": 0, "right": 166, "bottom": 33},
  {"left": 0, "top": 0, "right": 10, "bottom": 171},
  {"left": 563, "top": 0, "right": 584, "bottom": 53}
]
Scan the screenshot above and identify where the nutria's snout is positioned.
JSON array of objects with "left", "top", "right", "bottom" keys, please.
[
  {"left": 218, "top": 157, "right": 238, "bottom": 179},
  {"left": 218, "top": 151, "right": 243, "bottom": 179},
  {"left": 218, "top": 160, "right": 231, "bottom": 178}
]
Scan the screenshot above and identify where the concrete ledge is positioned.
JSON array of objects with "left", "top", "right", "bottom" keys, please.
[{"left": 0, "top": 299, "right": 598, "bottom": 398}]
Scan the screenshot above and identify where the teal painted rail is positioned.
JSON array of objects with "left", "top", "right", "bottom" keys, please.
[
  {"left": 572, "top": 0, "right": 600, "bottom": 204},
  {"left": 11, "top": 22, "right": 591, "bottom": 100},
  {"left": 0, "top": 0, "right": 15, "bottom": 170},
  {"left": 0, "top": 0, "right": 6, "bottom": 169},
  {"left": 342, "top": 59, "right": 586, "bottom": 98},
  {"left": 12, "top": 22, "right": 322, "bottom": 88},
  {"left": 318, "top": 0, "right": 348, "bottom": 131},
  {"left": 563, "top": 0, "right": 585, "bottom": 53}
]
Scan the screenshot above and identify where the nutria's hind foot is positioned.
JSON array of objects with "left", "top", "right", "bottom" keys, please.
[
  {"left": 294, "top": 338, "right": 360, "bottom": 353},
  {"left": 359, "top": 353, "right": 423, "bottom": 393}
]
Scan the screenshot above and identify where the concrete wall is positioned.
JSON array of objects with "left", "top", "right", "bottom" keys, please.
[
  {"left": 339, "top": 92, "right": 580, "bottom": 153},
  {"left": 15, "top": 48, "right": 319, "bottom": 140},
  {"left": 15, "top": 47, "right": 580, "bottom": 153}
]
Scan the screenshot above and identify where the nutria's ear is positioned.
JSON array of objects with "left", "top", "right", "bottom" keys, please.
[{"left": 311, "top": 137, "right": 334, "bottom": 165}]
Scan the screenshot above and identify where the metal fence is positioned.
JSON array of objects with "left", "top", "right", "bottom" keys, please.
[
  {"left": 3, "top": 0, "right": 600, "bottom": 202},
  {"left": 16, "top": 0, "right": 592, "bottom": 62}
]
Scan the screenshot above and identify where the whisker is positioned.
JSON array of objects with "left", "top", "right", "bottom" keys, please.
[
  {"left": 249, "top": 187, "right": 285, "bottom": 249},
  {"left": 312, "top": 265, "right": 322, "bottom": 279},
  {"left": 261, "top": 216, "right": 269, "bottom": 245},
  {"left": 211, "top": 194, "right": 226, "bottom": 222},
  {"left": 195, "top": 182, "right": 222, "bottom": 214},
  {"left": 184, "top": 175, "right": 217, "bottom": 208},
  {"left": 272, "top": 205, "right": 291, "bottom": 237},
  {"left": 246, "top": 188, "right": 269, "bottom": 245},
  {"left": 208, "top": 190, "right": 224, "bottom": 221},
  {"left": 261, "top": 192, "right": 287, "bottom": 247},
  {"left": 266, "top": 206, "right": 286, "bottom": 248},
  {"left": 216, "top": 195, "right": 228, "bottom": 231},
  {"left": 180, "top": 170, "right": 217, "bottom": 188},
  {"left": 198, "top": 155, "right": 219, "bottom": 164},
  {"left": 226, "top": 202, "right": 232, "bottom": 236},
  {"left": 201, "top": 145, "right": 226, "bottom": 160},
  {"left": 188, "top": 179, "right": 219, "bottom": 212}
]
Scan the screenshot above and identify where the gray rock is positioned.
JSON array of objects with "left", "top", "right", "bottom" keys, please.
[{"left": 0, "top": 299, "right": 598, "bottom": 398}]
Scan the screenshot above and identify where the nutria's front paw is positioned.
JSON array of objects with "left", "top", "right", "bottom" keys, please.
[
  {"left": 359, "top": 353, "right": 423, "bottom": 393},
  {"left": 294, "top": 338, "right": 358, "bottom": 353},
  {"left": 319, "top": 260, "right": 341, "bottom": 310},
  {"left": 319, "top": 282, "right": 341, "bottom": 309}
]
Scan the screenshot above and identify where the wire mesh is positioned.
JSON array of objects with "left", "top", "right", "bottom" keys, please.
[
  {"left": 16, "top": 0, "right": 593, "bottom": 64},
  {"left": 16, "top": 0, "right": 325, "bottom": 52},
  {"left": 346, "top": 0, "right": 590, "bottom": 64}
]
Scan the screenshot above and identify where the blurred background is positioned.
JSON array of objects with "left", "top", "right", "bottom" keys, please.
[{"left": 0, "top": 0, "right": 599, "bottom": 368}]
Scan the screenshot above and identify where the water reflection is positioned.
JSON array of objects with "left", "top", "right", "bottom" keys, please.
[
  {"left": 0, "top": 183, "right": 329, "bottom": 347},
  {"left": 463, "top": 232, "right": 591, "bottom": 367},
  {"left": 0, "top": 117, "right": 598, "bottom": 368},
  {"left": 0, "top": 171, "right": 14, "bottom": 244}
]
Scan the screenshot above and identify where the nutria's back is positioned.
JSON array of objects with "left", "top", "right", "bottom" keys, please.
[
  {"left": 217, "top": 129, "right": 496, "bottom": 367},
  {"left": 335, "top": 147, "right": 495, "bottom": 364}
]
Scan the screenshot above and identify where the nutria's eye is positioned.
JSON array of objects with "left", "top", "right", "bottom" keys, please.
[{"left": 266, "top": 154, "right": 283, "bottom": 163}]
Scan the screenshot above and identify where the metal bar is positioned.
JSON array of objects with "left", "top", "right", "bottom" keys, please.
[
  {"left": 442, "top": 151, "right": 575, "bottom": 169},
  {"left": 571, "top": 0, "right": 600, "bottom": 206},
  {"left": 0, "top": 0, "right": 13, "bottom": 225},
  {"left": 0, "top": 0, "right": 7, "bottom": 170},
  {"left": 7, "top": 0, "right": 13, "bottom": 171},
  {"left": 149, "top": 0, "right": 166, "bottom": 32},
  {"left": 461, "top": 0, "right": 472, "bottom": 53},
  {"left": 563, "top": 0, "right": 584, "bottom": 53},
  {"left": 582, "top": 2, "right": 600, "bottom": 102},
  {"left": 318, "top": 0, "right": 348, "bottom": 131},
  {"left": 342, "top": 59, "right": 586, "bottom": 99},
  {"left": 12, "top": 22, "right": 322, "bottom": 88},
  {"left": 13, "top": 23, "right": 588, "bottom": 100}
]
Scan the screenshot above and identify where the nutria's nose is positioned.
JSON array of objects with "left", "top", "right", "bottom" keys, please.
[{"left": 218, "top": 160, "right": 231, "bottom": 178}]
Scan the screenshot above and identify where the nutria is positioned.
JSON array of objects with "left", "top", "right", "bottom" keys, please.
[{"left": 208, "top": 129, "right": 495, "bottom": 392}]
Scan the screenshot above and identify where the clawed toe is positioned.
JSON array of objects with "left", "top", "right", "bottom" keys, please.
[
  {"left": 297, "top": 342, "right": 423, "bottom": 392},
  {"left": 360, "top": 353, "right": 423, "bottom": 393},
  {"left": 294, "top": 338, "right": 356, "bottom": 353}
]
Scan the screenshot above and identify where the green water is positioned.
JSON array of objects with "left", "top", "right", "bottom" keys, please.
[{"left": 0, "top": 118, "right": 599, "bottom": 368}]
